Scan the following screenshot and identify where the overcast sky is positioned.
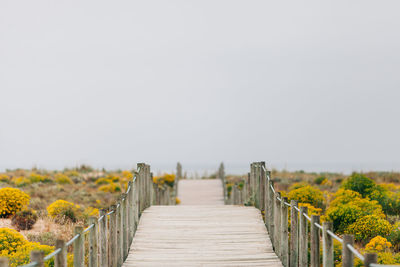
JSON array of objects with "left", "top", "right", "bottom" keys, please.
[{"left": 1, "top": 1, "right": 400, "bottom": 173}]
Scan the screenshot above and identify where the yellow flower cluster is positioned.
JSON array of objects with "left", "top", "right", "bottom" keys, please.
[
  {"left": 366, "top": 236, "right": 392, "bottom": 252},
  {"left": 47, "top": 199, "right": 79, "bottom": 219},
  {"left": 28, "top": 173, "right": 49, "bottom": 183},
  {"left": 288, "top": 185, "right": 324, "bottom": 208},
  {"left": 0, "top": 228, "right": 27, "bottom": 254},
  {"left": 98, "top": 183, "right": 121, "bottom": 193},
  {"left": 11, "top": 177, "right": 31, "bottom": 187},
  {"left": 345, "top": 214, "right": 393, "bottom": 241},
  {"left": 298, "top": 203, "right": 322, "bottom": 216},
  {"left": 0, "top": 188, "right": 30, "bottom": 217},
  {"left": 153, "top": 174, "right": 176, "bottom": 187},
  {"left": 95, "top": 177, "right": 114, "bottom": 185},
  {"left": 0, "top": 228, "right": 54, "bottom": 267},
  {"left": 84, "top": 206, "right": 99, "bottom": 217},
  {"left": 54, "top": 173, "right": 73, "bottom": 184},
  {"left": 122, "top": 170, "right": 133, "bottom": 179},
  {"left": 0, "top": 174, "right": 9, "bottom": 182}
]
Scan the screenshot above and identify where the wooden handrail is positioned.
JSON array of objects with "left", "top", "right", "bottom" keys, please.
[
  {"left": 225, "top": 161, "right": 380, "bottom": 267},
  {"left": 18, "top": 162, "right": 175, "bottom": 267}
]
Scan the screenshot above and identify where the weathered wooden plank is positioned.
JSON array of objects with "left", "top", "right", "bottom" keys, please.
[{"left": 122, "top": 180, "right": 282, "bottom": 266}]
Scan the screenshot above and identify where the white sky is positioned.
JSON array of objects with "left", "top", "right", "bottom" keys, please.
[{"left": 1, "top": 0, "right": 400, "bottom": 173}]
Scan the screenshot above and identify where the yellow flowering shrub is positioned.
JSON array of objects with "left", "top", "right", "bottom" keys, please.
[
  {"left": 5, "top": 242, "right": 54, "bottom": 267},
  {"left": 345, "top": 215, "right": 393, "bottom": 241},
  {"left": 95, "top": 177, "right": 113, "bottom": 185},
  {"left": 0, "top": 188, "right": 30, "bottom": 217},
  {"left": 0, "top": 174, "right": 9, "bottom": 182},
  {"left": 298, "top": 203, "right": 322, "bottom": 216},
  {"left": 11, "top": 176, "right": 31, "bottom": 187},
  {"left": 47, "top": 199, "right": 79, "bottom": 223},
  {"left": 288, "top": 185, "right": 324, "bottom": 208},
  {"left": 122, "top": 170, "right": 133, "bottom": 179},
  {"left": 325, "top": 189, "right": 384, "bottom": 233},
  {"left": 289, "top": 182, "right": 309, "bottom": 191},
  {"left": 176, "top": 197, "right": 181, "bottom": 205},
  {"left": 366, "top": 236, "right": 392, "bottom": 252},
  {"left": 355, "top": 251, "right": 400, "bottom": 266},
  {"left": 164, "top": 174, "right": 175, "bottom": 183},
  {"left": 84, "top": 207, "right": 99, "bottom": 217},
  {"left": 0, "top": 228, "right": 28, "bottom": 254},
  {"left": 321, "top": 179, "right": 333, "bottom": 187},
  {"left": 153, "top": 174, "right": 175, "bottom": 187},
  {"left": 54, "top": 173, "right": 73, "bottom": 184},
  {"left": 98, "top": 183, "right": 121, "bottom": 193},
  {"left": 153, "top": 176, "right": 164, "bottom": 185},
  {"left": 28, "top": 173, "right": 50, "bottom": 183}
]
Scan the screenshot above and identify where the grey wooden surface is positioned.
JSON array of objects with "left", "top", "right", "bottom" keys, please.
[{"left": 122, "top": 179, "right": 282, "bottom": 266}]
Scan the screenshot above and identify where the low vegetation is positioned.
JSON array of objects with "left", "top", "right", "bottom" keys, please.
[
  {"left": 225, "top": 169, "right": 400, "bottom": 265},
  {"left": 0, "top": 165, "right": 176, "bottom": 266}
]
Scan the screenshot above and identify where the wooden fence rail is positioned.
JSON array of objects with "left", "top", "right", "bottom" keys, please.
[
  {"left": 227, "top": 161, "right": 383, "bottom": 267},
  {"left": 7, "top": 163, "right": 174, "bottom": 267}
]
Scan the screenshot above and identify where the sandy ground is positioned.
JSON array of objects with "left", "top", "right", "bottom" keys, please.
[{"left": 0, "top": 218, "right": 73, "bottom": 240}]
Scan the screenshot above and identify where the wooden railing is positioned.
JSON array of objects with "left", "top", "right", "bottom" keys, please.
[
  {"left": 5, "top": 163, "right": 174, "bottom": 267},
  {"left": 226, "top": 162, "right": 384, "bottom": 267}
]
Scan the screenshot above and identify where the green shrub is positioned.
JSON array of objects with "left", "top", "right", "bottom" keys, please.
[
  {"left": 387, "top": 222, "right": 400, "bottom": 252},
  {"left": 341, "top": 173, "right": 375, "bottom": 198},
  {"left": 314, "top": 176, "right": 326, "bottom": 185}
]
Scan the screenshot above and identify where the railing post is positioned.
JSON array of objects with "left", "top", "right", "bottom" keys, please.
[
  {"left": 153, "top": 183, "right": 158, "bottom": 205},
  {"left": 166, "top": 186, "right": 171, "bottom": 205},
  {"left": 147, "top": 165, "right": 151, "bottom": 208},
  {"left": 274, "top": 192, "right": 281, "bottom": 258},
  {"left": 99, "top": 209, "right": 107, "bottom": 267},
  {"left": 73, "top": 226, "right": 84, "bottom": 267},
  {"left": 323, "top": 221, "right": 333, "bottom": 267},
  {"left": 137, "top": 163, "right": 145, "bottom": 216},
  {"left": 117, "top": 202, "right": 123, "bottom": 267},
  {"left": 145, "top": 165, "right": 150, "bottom": 209},
  {"left": 121, "top": 194, "right": 128, "bottom": 260},
  {"left": 260, "top": 162, "right": 266, "bottom": 218},
  {"left": 255, "top": 162, "right": 260, "bottom": 208},
  {"left": 342, "top": 234, "right": 354, "bottom": 267},
  {"left": 31, "top": 250, "right": 44, "bottom": 267},
  {"left": 269, "top": 179, "right": 275, "bottom": 245},
  {"left": 109, "top": 205, "right": 117, "bottom": 267},
  {"left": 250, "top": 163, "right": 255, "bottom": 205},
  {"left": 299, "top": 206, "right": 308, "bottom": 267},
  {"left": 150, "top": 171, "right": 154, "bottom": 206},
  {"left": 281, "top": 197, "right": 289, "bottom": 267},
  {"left": 233, "top": 184, "right": 239, "bottom": 205},
  {"left": 0, "top": 257, "right": 8, "bottom": 267},
  {"left": 127, "top": 181, "right": 133, "bottom": 246},
  {"left": 290, "top": 200, "right": 299, "bottom": 267},
  {"left": 88, "top": 217, "right": 98, "bottom": 267},
  {"left": 246, "top": 172, "right": 250, "bottom": 204},
  {"left": 311, "top": 215, "right": 320, "bottom": 267},
  {"left": 364, "top": 253, "right": 377, "bottom": 267},
  {"left": 55, "top": 239, "right": 67, "bottom": 267},
  {"left": 134, "top": 176, "right": 139, "bottom": 231}
]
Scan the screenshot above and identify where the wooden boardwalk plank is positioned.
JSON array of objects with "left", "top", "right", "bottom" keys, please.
[
  {"left": 123, "top": 180, "right": 282, "bottom": 267},
  {"left": 177, "top": 179, "right": 224, "bottom": 205}
]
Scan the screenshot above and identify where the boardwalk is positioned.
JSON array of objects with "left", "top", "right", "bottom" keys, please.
[{"left": 123, "top": 179, "right": 282, "bottom": 266}]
